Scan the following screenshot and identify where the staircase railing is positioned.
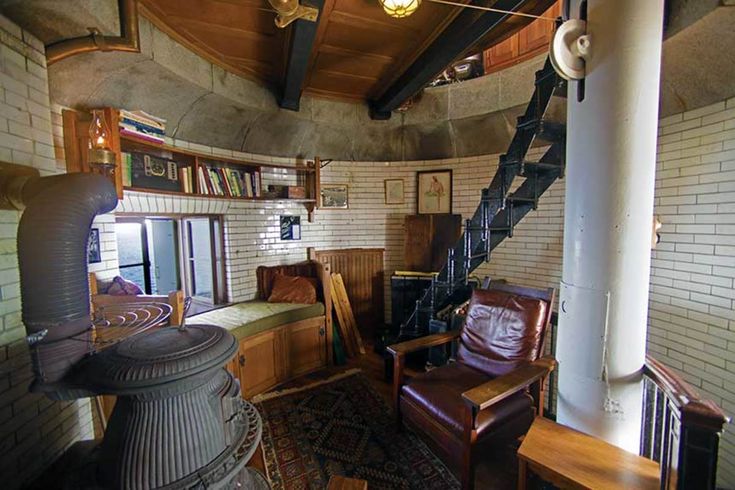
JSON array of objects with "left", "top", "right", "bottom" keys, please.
[
  {"left": 641, "top": 355, "right": 730, "bottom": 489},
  {"left": 400, "top": 56, "right": 567, "bottom": 338}
]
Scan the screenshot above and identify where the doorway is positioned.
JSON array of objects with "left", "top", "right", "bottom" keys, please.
[
  {"left": 182, "top": 217, "right": 226, "bottom": 313},
  {"left": 115, "top": 216, "right": 226, "bottom": 312},
  {"left": 116, "top": 218, "right": 179, "bottom": 295}
]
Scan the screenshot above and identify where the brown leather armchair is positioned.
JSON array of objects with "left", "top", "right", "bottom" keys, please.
[{"left": 388, "top": 283, "right": 556, "bottom": 489}]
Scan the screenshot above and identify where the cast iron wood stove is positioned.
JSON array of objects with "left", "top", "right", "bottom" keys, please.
[{"left": 3, "top": 170, "right": 267, "bottom": 489}]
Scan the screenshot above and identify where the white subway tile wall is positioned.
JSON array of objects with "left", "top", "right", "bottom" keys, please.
[
  {"left": 647, "top": 101, "right": 735, "bottom": 487},
  {"left": 0, "top": 17, "right": 94, "bottom": 489}
]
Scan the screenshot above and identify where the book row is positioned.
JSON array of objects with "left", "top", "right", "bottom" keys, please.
[{"left": 121, "top": 151, "right": 262, "bottom": 198}]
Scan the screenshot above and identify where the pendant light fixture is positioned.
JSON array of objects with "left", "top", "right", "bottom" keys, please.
[
  {"left": 379, "top": 0, "right": 422, "bottom": 18},
  {"left": 378, "top": 0, "right": 557, "bottom": 21}
]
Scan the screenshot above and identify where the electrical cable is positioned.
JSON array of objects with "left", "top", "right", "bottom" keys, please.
[{"left": 427, "top": 0, "right": 558, "bottom": 21}]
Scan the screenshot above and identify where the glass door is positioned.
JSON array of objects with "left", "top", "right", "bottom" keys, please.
[
  {"left": 115, "top": 218, "right": 180, "bottom": 295},
  {"left": 115, "top": 220, "right": 150, "bottom": 293},
  {"left": 182, "top": 217, "right": 225, "bottom": 307},
  {"left": 146, "top": 218, "right": 180, "bottom": 295}
]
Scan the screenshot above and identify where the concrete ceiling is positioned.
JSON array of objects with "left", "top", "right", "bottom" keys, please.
[{"left": 1, "top": 0, "right": 734, "bottom": 161}]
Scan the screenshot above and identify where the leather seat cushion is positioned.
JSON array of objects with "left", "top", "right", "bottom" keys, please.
[{"left": 401, "top": 362, "right": 534, "bottom": 438}]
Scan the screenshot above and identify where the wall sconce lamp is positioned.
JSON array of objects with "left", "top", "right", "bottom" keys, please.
[{"left": 88, "top": 109, "right": 116, "bottom": 175}]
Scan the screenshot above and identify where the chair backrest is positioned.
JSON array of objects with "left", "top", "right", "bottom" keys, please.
[{"left": 456, "top": 283, "right": 555, "bottom": 378}]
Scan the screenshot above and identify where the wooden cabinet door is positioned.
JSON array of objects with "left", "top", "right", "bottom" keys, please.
[
  {"left": 404, "top": 214, "right": 462, "bottom": 272},
  {"left": 237, "top": 329, "right": 282, "bottom": 399},
  {"left": 286, "top": 318, "right": 327, "bottom": 378},
  {"left": 405, "top": 215, "right": 434, "bottom": 272},
  {"left": 518, "top": 18, "right": 551, "bottom": 55},
  {"left": 484, "top": 34, "right": 519, "bottom": 72},
  {"left": 518, "top": 1, "right": 561, "bottom": 56}
]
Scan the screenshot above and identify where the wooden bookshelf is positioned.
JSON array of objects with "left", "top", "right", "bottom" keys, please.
[{"left": 63, "top": 108, "right": 321, "bottom": 220}]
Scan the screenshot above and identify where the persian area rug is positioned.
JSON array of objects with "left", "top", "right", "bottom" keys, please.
[{"left": 253, "top": 369, "right": 459, "bottom": 490}]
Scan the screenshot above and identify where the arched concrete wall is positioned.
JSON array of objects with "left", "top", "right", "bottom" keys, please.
[
  {"left": 45, "top": 14, "right": 543, "bottom": 161},
  {"left": 2, "top": 0, "right": 734, "bottom": 161}
]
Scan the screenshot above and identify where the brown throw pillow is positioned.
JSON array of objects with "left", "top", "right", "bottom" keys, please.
[{"left": 267, "top": 274, "right": 318, "bottom": 304}]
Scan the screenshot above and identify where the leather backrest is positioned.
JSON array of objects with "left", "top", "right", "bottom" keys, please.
[{"left": 456, "top": 288, "right": 549, "bottom": 378}]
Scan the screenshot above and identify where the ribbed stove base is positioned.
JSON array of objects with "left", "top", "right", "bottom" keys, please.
[{"left": 31, "top": 399, "right": 267, "bottom": 490}]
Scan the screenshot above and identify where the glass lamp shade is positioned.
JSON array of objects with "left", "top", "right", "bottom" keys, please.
[
  {"left": 89, "top": 109, "right": 112, "bottom": 151},
  {"left": 379, "top": 0, "right": 421, "bottom": 18},
  {"left": 88, "top": 109, "right": 116, "bottom": 172}
]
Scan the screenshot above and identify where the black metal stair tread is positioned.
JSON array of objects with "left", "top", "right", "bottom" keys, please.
[
  {"left": 506, "top": 196, "right": 537, "bottom": 203},
  {"left": 523, "top": 161, "right": 563, "bottom": 171},
  {"left": 500, "top": 159, "right": 563, "bottom": 175}
]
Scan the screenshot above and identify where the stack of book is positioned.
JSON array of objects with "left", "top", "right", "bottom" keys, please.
[
  {"left": 197, "top": 165, "right": 261, "bottom": 198},
  {"left": 119, "top": 109, "right": 166, "bottom": 144}
]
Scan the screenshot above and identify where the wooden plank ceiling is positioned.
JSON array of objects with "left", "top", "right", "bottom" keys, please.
[{"left": 139, "top": 0, "right": 554, "bottom": 104}]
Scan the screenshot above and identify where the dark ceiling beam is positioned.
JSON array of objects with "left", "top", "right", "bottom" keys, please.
[
  {"left": 369, "top": 0, "right": 546, "bottom": 119},
  {"left": 279, "top": 0, "right": 325, "bottom": 112}
]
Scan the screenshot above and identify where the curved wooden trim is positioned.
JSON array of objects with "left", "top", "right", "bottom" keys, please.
[{"left": 644, "top": 355, "right": 729, "bottom": 431}]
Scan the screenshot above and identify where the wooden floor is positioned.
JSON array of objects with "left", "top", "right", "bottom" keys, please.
[{"left": 247, "top": 344, "right": 521, "bottom": 489}]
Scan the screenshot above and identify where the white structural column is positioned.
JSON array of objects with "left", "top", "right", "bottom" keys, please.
[{"left": 557, "top": 0, "right": 665, "bottom": 453}]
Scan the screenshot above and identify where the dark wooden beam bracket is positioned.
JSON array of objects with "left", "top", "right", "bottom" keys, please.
[{"left": 279, "top": 0, "right": 325, "bottom": 111}]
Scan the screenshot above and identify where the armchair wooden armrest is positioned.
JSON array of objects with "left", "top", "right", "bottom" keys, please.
[
  {"left": 389, "top": 331, "right": 461, "bottom": 421},
  {"left": 462, "top": 356, "right": 557, "bottom": 411},
  {"left": 387, "top": 331, "right": 460, "bottom": 357}
]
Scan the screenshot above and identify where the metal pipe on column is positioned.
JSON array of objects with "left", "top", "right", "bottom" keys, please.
[{"left": 556, "top": 0, "right": 665, "bottom": 453}]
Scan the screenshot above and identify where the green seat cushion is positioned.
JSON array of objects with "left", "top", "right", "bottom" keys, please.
[{"left": 189, "top": 300, "right": 325, "bottom": 340}]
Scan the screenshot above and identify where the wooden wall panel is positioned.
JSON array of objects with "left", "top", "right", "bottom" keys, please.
[
  {"left": 311, "top": 248, "right": 384, "bottom": 335},
  {"left": 404, "top": 214, "right": 462, "bottom": 272}
]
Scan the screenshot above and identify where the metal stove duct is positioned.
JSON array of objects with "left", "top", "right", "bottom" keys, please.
[{"left": 17, "top": 173, "right": 118, "bottom": 387}]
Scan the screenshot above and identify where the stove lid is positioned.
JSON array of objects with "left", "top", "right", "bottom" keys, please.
[{"left": 84, "top": 324, "right": 237, "bottom": 391}]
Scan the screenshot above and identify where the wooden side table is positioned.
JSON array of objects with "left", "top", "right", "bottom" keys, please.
[{"left": 517, "top": 417, "right": 660, "bottom": 490}]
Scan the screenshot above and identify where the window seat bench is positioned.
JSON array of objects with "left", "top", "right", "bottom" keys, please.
[
  {"left": 190, "top": 300, "right": 325, "bottom": 340},
  {"left": 191, "top": 261, "right": 333, "bottom": 399}
]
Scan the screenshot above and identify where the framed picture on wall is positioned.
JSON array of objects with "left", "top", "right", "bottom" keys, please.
[
  {"left": 384, "top": 179, "right": 404, "bottom": 204},
  {"left": 88, "top": 228, "right": 102, "bottom": 264},
  {"left": 417, "top": 170, "right": 452, "bottom": 214},
  {"left": 280, "top": 215, "right": 301, "bottom": 240},
  {"left": 320, "top": 184, "right": 349, "bottom": 209}
]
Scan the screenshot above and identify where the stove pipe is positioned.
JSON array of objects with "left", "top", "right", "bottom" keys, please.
[{"left": 16, "top": 173, "right": 118, "bottom": 387}]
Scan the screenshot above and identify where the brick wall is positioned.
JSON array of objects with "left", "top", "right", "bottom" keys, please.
[
  {"left": 0, "top": 16, "right": 94, "bottom": 489},
  {"left": 646, "top": 100, "right": 735, "bottom": 487}
]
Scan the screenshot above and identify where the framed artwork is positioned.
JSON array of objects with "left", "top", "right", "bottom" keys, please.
[
  {"left": 280, "top": 215, "right": 301, "bottom": 240},
  {"left": 384, "top": 179, "right": 404, "bottom": 204},
  {"left": 88, "top": 228, "right": 102, "bottom": 264},
  {"left": 417, "top": 169, "right": 452, "bottom": 214},
  {"left": 320, "top": 184, "right": 349, "bottom": 209}
]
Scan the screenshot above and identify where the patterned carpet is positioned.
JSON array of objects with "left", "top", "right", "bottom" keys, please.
[{"left": 253, "top": 369, "right": 460, "bottom": 490}]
